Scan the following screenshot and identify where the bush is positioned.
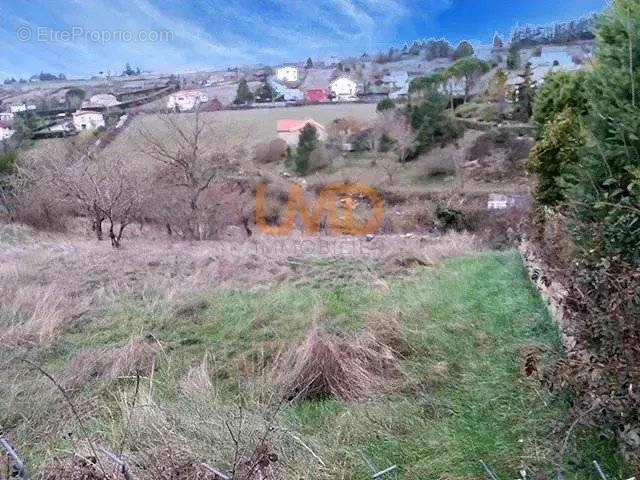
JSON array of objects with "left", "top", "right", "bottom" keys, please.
[
  {"left": 421, "top": 156, "right": 456, "bottom": 180},
  {"left": 254, "top": 138, "right": 287, "bottom": 164},
  {"left": 567, "top": 0, "right": 640, "bottom": 266},
  {"left": 350, "top": 128, "right": 376, "bottom": 152},
  {"left": 410, "top": 92, "right": 462, "bottom": 153},
  {"left": 454, "top": 102, "right": 480, "bottom": 118},
  {"left": 532, "top": 70, "right": 589, "bottom": 138},
  {"left": 376, "top": 98, "right": 396, "bottom": 112},
  {"left": 527, "top": 108, "right": 584, "bottom": 218},
  {"left": 308, "top": 145, "right": 333, "bottom": 171}
]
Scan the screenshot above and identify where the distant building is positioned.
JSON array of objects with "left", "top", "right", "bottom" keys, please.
[
  {"left": 271, "top": 81, "right": 304, "bottom": 102},
  {"left": 0, "top": 112, "right": 14, "bottom": 123},
  {"left": 275, "top": 66, "right": 299, "bottom": 83},
  {"left": 384, "top": 71, "right": 410, "bottom": 100},
  {"left": 72, "top": 111, "right": 105, "bottom": 131},
  {"left": 166, "top": 90, "right": 209, "bottom": 112},
  {"left": 277, "top": 119, "right": 327, "bottom": 145},
  {"left": 10, "top": 104, "right": 36, "bottom": 113},
  {"left": 305, "top": 88, "right": 329, "bottom": 103},
  {"left": 530, "top": 46, "right": 578, "bottom": 69},
  {"left": 330, "top": 76, "right": 358, "bottom": 101},
  {"left": 0, "top": 121, "right": 14, "bottom": 141}
]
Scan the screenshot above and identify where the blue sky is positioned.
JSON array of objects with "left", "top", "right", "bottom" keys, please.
[{"left": 0, "top": 0, "right": 607, "bottom": 80}]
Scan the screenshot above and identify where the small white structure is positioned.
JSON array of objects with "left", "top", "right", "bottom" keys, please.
[
  {"left": 487, "top": 193, "right": 528, "bottom": 210},
  {"left": 166, "top": 90, "right": 209, "bottom": 112},
  {"left": 277, "top": 119, "right": 327, "bottom": 145},
  {"left": 330, "top": 76, "right": 358, "bottom": 101},
  {"left": 0, "top": 121, "right": 14, "bottom": 141},
  {"left": 72, "top": 111, "right": 105, "bottom": 131},
  {"left": 85, "top": 94, "right": 119, "bottom": 108},
  {"left": 531, "top": 46, "right": 577, "bottom": 70},
  {"left": 10, "top": 104, "right": 36, "bottom": 113},
  {"left": 275, "top": 66, "right": 299, "bottom": 83},
  {"left": 0, "top": 112, "right": 14, "bottom": 122}
]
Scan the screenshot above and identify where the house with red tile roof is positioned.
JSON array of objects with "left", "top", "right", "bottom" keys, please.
[
  {"left": 305, "top": 88, "right": 329, "bottom": 103},
  {"left": 276, "top": 119, "right": 327, "bottom": 145}
]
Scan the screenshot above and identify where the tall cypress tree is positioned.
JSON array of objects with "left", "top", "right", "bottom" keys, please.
[
  {"left": 294, "top": 124, "right": 319, "bottom": 175},
  {"left": 568, "top": 0, "right": 640, "bottom": 265}
]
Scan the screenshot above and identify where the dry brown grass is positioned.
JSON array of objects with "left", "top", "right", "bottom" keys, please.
[
  {"left": 0, "top": 282, "right": 69, "bottom": 348},
  {"left": 62, "top": 337, "right": 164, "bottom": 390},
  {"left": 280, "top": 312, "right": 407, "bottom": 402}
]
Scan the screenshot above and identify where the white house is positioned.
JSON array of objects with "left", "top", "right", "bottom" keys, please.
[
  {"left": 530, "top": 46, "right": 577, "bottom": 70},
  {"left": 275, "top": 66, "right": 299, "bottom": 83},
  {"left": 277, "top": 119, "right": 327, "bottom": 145},
  {"left": 84, "top": 93, "right": 119, "bottom": 108},
  {"left": 166, "top": 90, "right": 209, "bottom": 112},
  {"left": 385, "top": 71, "right": 410, "bottom": 100},
  {"left": 0, "top": 121, "right": 14, "bottom": 141},
  {"left": 0, "top": 112, "right": 14, "bottom": 122},
  {"left": 330, "top": 76, "right": 358, "bottom": 101},
  {"left": 10, "top": 104, "right": 36, "bottom": 113},
  {"left": 72, "top": 111, "right": 105, "bottom": 131}
]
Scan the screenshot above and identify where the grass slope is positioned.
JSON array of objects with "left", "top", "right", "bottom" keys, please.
[{"left": 0, "top": 251, "right": 628, "bottom": 478}]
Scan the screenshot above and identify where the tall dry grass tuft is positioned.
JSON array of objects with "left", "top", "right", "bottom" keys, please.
[
  {"left": 280, "top": 315, "right": 407, "bottom": 402},
  {"left": 0, "top": 283, "right": 68, "bottom": 348},
  {"left": 62, "top": 337, "right": 164, "bottom": 390}
]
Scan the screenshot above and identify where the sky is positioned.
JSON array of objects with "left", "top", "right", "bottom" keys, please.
[{"left": 0, "top": 0, "right": 608, "bottom": 80}]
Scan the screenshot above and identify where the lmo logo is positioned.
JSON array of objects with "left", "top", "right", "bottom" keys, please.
[{"left": 256, "top": 183, "right": 385, "bottom": 236}]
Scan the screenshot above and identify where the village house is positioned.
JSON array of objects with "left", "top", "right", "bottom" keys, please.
[
  {"left": 0, "top": 121, "right": 14, "bottom": 141},
  {"left": 166, "top": 90, "right": 209, "bottom": 112},
  {"left": 276, "top": 119, "right": 327, "bottom": 145},
  {"left": 383, "top": 70, "right": 410, "bottom": 100},
  {"left": 275, "top": 66, "right": 299, "bottom": 83},
  {"left": 330, "top": 76, "right": 358, "bottom": 101},
  {"left": 72, "top": 110, "right": 105, "bottom": 131},
  {"left": 0, "top": 112, "right": 14, "bottom": 123},
  {"left": 305, "top": 88, "right": 329, "bottom": 103},
  {"left": 10, "top": 104, "right": 36, "bottom": 113}
]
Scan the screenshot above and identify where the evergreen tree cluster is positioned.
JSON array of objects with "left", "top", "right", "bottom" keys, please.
[{"left": 511, "top": 15, "right": 597, "bottom": 47}]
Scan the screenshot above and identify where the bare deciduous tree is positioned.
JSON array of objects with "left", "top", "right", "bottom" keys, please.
[
  {"left": 21, "top": 141, "right": 145, "bottom": 247},
  {"left": 141, "top": 111, "right": 245, "bottom": 240},
  {"left": 376, "top": 113, "right": 416, "bottom": 163}
]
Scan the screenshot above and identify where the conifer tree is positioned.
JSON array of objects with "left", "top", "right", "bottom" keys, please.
[{"left": 568, "top": 0, "right": 640, "bottom": 264}]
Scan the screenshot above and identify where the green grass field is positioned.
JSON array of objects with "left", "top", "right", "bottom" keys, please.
[{"left": 1, "top": 250, "right": 630, "bottom": 478}]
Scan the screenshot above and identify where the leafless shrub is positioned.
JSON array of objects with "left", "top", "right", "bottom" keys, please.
[
  {"left": 308, "top": 145, "right": 332, "bottom": 171},
  {"left": 14, "top": 142, "right": 145, "bottom": 246},
  {"left": 254, "top": 139, "right": 287, "bottom": 164},
  {"left": 326, "top": 117, "right": 366, "bottom": 149},
  {"left": 4, "top": 151, "right": 70, "bottom": 231},
  {"left": 421, "top": 155, "right": 456, "bottom": 179},
  {"left": 375, "top": 112, "right": 415, "bottom": 163}
]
